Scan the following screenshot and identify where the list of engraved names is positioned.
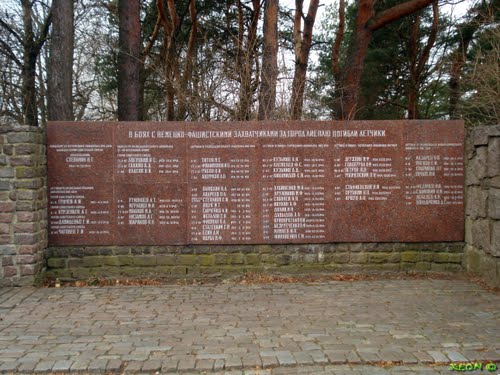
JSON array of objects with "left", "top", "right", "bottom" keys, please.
[{"left": 47, "top": 120, "right": 464, "bottom": 245}]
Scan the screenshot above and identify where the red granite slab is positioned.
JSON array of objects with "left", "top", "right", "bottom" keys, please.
[{"left": 47, "top": 120, "right": 465, "bottom": 245}]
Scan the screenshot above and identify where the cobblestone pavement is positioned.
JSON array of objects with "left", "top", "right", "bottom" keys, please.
[{"left": 0, "top": 279, "right": 498, "bottom": 374}]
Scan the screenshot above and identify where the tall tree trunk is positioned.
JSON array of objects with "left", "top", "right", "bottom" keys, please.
[
  {"left": 21, "top": 0, "right": 37, "bottom": 126},
  {"left": 339, "top": 0, "right": 435, "bottom": 119},
  {"left": 165, "top": 41, "right": 177, "bottom": 121},
  {"left": 340, "top": 0, "right": 373, "bottom": 120},
  {"left": 258, "top": 0, "right": 279, "bottom": 120},
  {"left": 48, "top": 0, "right": 74, "bottom": 121},
  {"left": 290, "top": 0, "right": 319, "bottom": 120},
  {"left": 19, "top": 0, "right": 51, "bottom": 126},
  {"left": 21, "top": 47, "right": 37, "bottom": 126},
  {"left": 157, "top": 0, "right": 181, "bottom": 121},
  {"left": 37, "top": 48, "right": 48, "bottom": 126},
  {"left": 331, "top": 0, "right": 345, "bottom": 83},
  {"left": 237, "top": 0, "right": 260, "bottom": 120},
  {"left": 408, "top": 13, "right": 420, "bottom": 119},
  {"left": 408, "top": 1, "right": 438, "bottom": 119},
  {"left": 141, "top": 9, "right": 162, "bottom": 120},
  {"left": 118, "top": 0, "right": 142, "bottom": 121},
  {"left": 178, "top": 0, "right": 198, "bottom": 120}
]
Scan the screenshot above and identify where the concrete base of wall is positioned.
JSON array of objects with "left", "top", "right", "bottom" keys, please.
[
  {"left": 46, "top": 242, "right": 465, "bottom": 280},
  {"left": 463, "top": 244, "right": 500, "bottom": 288}
]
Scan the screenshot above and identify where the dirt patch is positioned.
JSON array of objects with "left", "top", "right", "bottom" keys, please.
[{"left": 42, "top": 270, "right": 499, "bottom": 291}]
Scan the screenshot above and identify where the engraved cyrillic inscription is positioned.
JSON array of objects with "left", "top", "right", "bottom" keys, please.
[{"left": 48, "top": 120, "right": 465, "bottom": 245}]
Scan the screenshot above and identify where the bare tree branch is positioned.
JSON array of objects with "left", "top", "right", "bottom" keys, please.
[
  {"left": 0, "top": 17, "right": 24, "bottom": 46},
  {"left": 34, "top": 8, "right": 52, "bottom": 53},
  {"left": 0, "top": 40, "right": 22, "bottom": 67}
]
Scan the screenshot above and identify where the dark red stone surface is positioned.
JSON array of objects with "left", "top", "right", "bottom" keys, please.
[
  {"left": 48, "top": 177, "right": 114, "bottom": 245},
  {"left": 114, "top": 122, "right": 187, "bottom": 184},
  {"left": 47, "top": 122, "right": 114, "bottom": 245},
  {"left": 115, "top": 183, "right": 187, "bottom": 245},
  {"left": 47, "top": 120, "right": 464, "bottom": 245}
]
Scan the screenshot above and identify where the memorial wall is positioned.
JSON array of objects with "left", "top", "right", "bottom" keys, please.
[{"left": 47, "top": 120, "right": 464, "bottom": 246}]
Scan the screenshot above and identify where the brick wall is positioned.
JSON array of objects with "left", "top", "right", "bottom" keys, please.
[
  {"left": 464, "top": 125, "right": 500, "bottom": 287},
  {"left": 0, "top": 120, "right": 47, "bottom": 286}
]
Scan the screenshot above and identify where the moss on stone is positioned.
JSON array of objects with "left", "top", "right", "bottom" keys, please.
[
  {"left": 245, "top": 254, "right": 260, "bottom": 265},
  {"left": 117, "top": 255, "right": 134, "bottom": 266},
  {"left": 100, "top": 256, "right": 120, "bottom": 266},
  {"left": 430, "top": 263, "right": 462, "bottom": 272},
  {"left": 401, "top": 251, "right": 419, "bottom": 263},
  {"left": 350, "top": 252, "right": 368, "bottom": 264},
  {"left": 433, "top": 253, "right": 450, "bottom": 263},
  {"left": 275, "top": 254, "right": 292, "bottom": 266},
  {"left": 368, "top": 252, "right": 392, "bottom": 263},
  {"left": 82, "top": 256, "right": 106, "bottom": 268},
  {"left": 47, "top": 257, "right": 66, "bottom": 268},
  {"left": 199, "top": 255, "right": 215, "bottom": 266},
  {"left": 214, "top": 254, "right": 230, "bottom": 265},
  {"left": 230, "top": 253, "right": 245, "bottom": 265},
  {"left": 156, "top": 254, "right": 176, "bottom": 266},
  {"left": 118, "top": 267, "right": 147, "bottom": 277},
  {"left": 419, "top": 252, "right": 434, "bottom": 262},
  {"left": 256, "top": 245, "right": 273, "bottom": 254},
  {"left": 130, "top": 255, "right": 157, "bottom": 267},
  {"left": 70, "top": 267, "right": 95, "bottom": 278},
  {"left": 448, "top": 253, "right": 463, "bottom": 264},
  {"left": 260, "top": 254, "right": 276, "bottom": 264},
  {"left": 400, "top": 262, "right": 414, "bottom": 271},
  {"left": 415, "top": 262, "right": 431, "bottom": 271},
  {"left": 177, "top": 255, "right": 197, "bottom": 266},
  {"left": 327, "top": 252, "right": 349, "bottom": 264}
]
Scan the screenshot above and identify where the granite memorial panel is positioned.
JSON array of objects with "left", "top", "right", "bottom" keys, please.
[{"left": 47, "top": 120, "right": 464, "bottom": 245}]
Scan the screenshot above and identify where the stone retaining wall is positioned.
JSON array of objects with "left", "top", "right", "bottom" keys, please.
[
  {"left": 464, "top": 125, "right": 500, "bottom": 287},
  {"left": 2, "top": 120, "right": 499, "bottom": 286},
  {"left": 45, "top": 243, "right": 464, "bottom": 279},
  {"left": 0, "top": 121, "right": 47, "bottom": 286}
]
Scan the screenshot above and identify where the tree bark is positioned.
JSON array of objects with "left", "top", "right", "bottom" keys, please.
[
  {"left": 237, "top": 0, "right": 260, "bottom": 120},
  {"left": 408, "top": 13, "right": 420, "bottom": 119},
  {"left": 339, "top": 0, "right": 435, "bottom": 119},
  {"left": 21, "top": 0, "right": 36, "bottom": 126},
  {"left": 331, "top": 0, "right": 345, "bottom": 82},
  {"left": 157, "top": 0, "right": 183, "bottom": 121},
  {"left": 369, "top": 0, "right": 438, "bottom": 31},
  {"left": 178, "top": 0, "right": 198, "bottom": 120},
  {"left": 338, "top": 0, "right": 374, "bottom": 120},
  {"left": 258, "top": 0, "right": 279, "bottom": 120},
  {"left": 118, "top": 0, "right": 142, "bottom": 121},
  {"left": 290, "top": 0, "right": 319, "bottom": 120},
  {"left": 20, "top": 0, "right": 51, "bottom": 126},
  {"left": 48, "top": 0, "right": 74, "bottom": 121}
]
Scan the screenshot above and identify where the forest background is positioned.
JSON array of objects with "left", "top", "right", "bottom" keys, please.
[{"left": 0, "top": 0, "right": 498, "bottom": 127}]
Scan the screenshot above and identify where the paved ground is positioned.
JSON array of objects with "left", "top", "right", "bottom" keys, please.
[{"left": 0, "top": 279, "right": 498, "bottom": 374}]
